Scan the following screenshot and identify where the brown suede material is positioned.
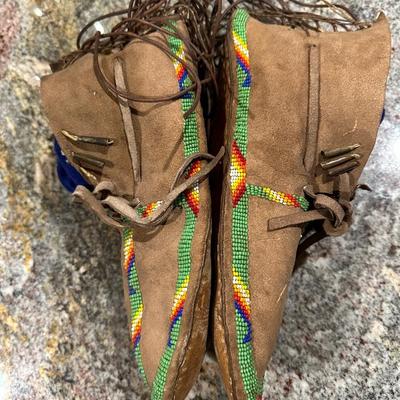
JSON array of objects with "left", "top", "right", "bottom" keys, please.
[
  {"left": 136, "top": 214, "right": 183, "bottom": 383},
  {"left": 41, "top": 53, "right": 134, "bottom": 196},
  {"left": 312, "top": 14, "right": 391, "bottom": 192},
  {"left": 101, "top": 36, "right": 186, "bottom": 203},
  {"left": 246, "top": 17, "right": 309, "bottom": 380},
  {"left": 168, "top": 217, "right": 211, "bottom": 399},
  {"left": 215, "top": 12, "right": 391, "bottom": 398},
  {"left": 41, "top": 26, "right": 211, "bottom": 400}
]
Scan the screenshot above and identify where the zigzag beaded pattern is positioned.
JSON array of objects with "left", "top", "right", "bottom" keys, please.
[
  {"left": 151, "top": 26, "right": 200, "bottom": 400},
  {"left": 123, "top": 168, "right": 201, "bottom": 391},
  {"left": 166, "top": 160, "right": 200, "bottom": 346},
  {"left": 185, "top": 159, "right": 201, "bottom": 216},
  {"left": 230, "top": 10, "right": 310, "bottom": 399},
  {"left": 230, "top": 10, "right": 262, "bottom": 399},
  {"left": 233, "top": 20, "right": 252, "bottom": 89},
  {"left": 123, "top": 228, "right": 147, "bottom": 381},
  {"left": 231, "top": 140, "right": 247, "bottom": 207}
]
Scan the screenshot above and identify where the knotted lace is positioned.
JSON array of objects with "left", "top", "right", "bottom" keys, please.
[
  {"left": 268, "top": 172, "right": 371, "bottom": 252},
  {"left": 52, "top": 2, "right": 224, "bottom": 229},
  {"left": 72, "top": 146, "right": 224, "bottom": 230}
]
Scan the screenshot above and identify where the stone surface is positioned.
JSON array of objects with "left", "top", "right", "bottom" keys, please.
[{"left": 0, "top": 1, "right": 398, "bottom": 399}]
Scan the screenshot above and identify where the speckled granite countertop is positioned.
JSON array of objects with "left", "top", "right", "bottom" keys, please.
[{"left": 0, "top": 1, "right": 399, "bottom": 399}]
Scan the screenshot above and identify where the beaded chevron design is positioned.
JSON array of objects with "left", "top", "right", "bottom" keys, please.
[
  {"left": 151, "top": 25, "right": 200, "bottom": 400},
  {"left": 230, "top": 10, "right": 262, "bottom": 399},
  {"left": 231, "top": 140, "right": 247, "bottom": 207},
  {"left": 123, "top": 174, "right": 200, "bottom": 392},
  {"left": 230, "top": 10, "right": 310, "bottom": 399},
  {"left": 130, "top": 201, "right": 163, "bottom": 223},
  {"left": 185, "top": 159, "right": 201, "bottom": 216},
  {"left": 122, "top": 228, "right": 147, "bottom": 381}
]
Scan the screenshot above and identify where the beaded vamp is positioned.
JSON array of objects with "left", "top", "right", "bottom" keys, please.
[
  {"left": 229, "top": 9, "right": 309, "bottom": 399},
  {"left": 151, "top": 25, "right": 201, "bottom": 399},
  {"left": 120, "top": 24, "right": 202, "bottom": 399},
  {"left": 230, "top": 10, "right": 261, "bottom": 398}
]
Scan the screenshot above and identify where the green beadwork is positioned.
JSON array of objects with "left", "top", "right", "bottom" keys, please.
[
  {"left": 230, "top": 9, "right": 263, "bottom": 400},
  {"left": 150, "top": 25, "right": 200, "bottom": 400},
  {"left": 247, "top": 184, "right": 310, "bottom": 211},
  {"left": 135, "top": 345, "right": 147, "bottom": 383},
  {"left": 122, "top": 228, "right": 147, "bottom": 383},
  {"left": 230, "top": 10, "right": 310, "bottom": 400}
]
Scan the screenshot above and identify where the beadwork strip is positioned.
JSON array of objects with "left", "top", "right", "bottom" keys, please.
[
  {"left": 122, "top": 228, "right": 147, "bottom": 382},
  {"left": 230, "top": 9, "right": 262, "bottom": 399},
  {"left": 151, "top": 24, "right": 200, "bottom": 400},
  {"left": 247, "top": 184, "right": 310, "bottom": 211},
  {"left": 137, "top": 201, "right": 164, "bottom": 218},
  {"left": 229, "top": 10, "right": 311, "bottom": 399}
]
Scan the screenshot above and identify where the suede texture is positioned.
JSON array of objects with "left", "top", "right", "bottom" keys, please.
[
  {"left": 41, "top": 28, "right": 211, "bottom": 400},
  {"left": 214, "top": 13, "right": 391, "bottom": 400},
  {"left": 41, "top": 53, "right": 134, "bottom": 195}
]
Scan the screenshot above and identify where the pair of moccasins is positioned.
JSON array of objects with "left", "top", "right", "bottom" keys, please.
[{"left": 41, "top": 2, "right": 391, "bottom": 399}]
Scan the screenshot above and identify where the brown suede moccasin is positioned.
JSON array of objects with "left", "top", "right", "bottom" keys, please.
[
  {"left": 41, "top": 12, "right": 223, "bottom": 400},
  {"left": 213, "top": 8, "right": 391, "bottom": 400}
]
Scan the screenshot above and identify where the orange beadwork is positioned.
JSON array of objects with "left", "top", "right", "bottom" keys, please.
[
  {"left": 185, "top": 159, "right": 201, "bottom": 216},
  {"left": 231, "top": 140, "right": 247, "bottom": 207}
]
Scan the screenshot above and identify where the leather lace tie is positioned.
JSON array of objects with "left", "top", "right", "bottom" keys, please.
[
  {"left": 70, "top": 51, "right": 224, "bottom": 230},
  {"left": 268, "top": 172, "right": 371, "bottom": 250},
  {"left": 72, "top": 146, "right": 224, "bottom": 230},
  {"left": 268, "top": 37, "right": 368, "bottom": 253}
]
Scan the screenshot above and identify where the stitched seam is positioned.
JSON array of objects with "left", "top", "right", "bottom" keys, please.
[{"left": 220, "top": 20, "right": 242, "bottom": 400}]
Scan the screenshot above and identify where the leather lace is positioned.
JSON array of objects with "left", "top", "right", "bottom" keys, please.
[
  {"left": 214, "top": 0, "right": 369, "bottom": 34},
  {"left": 71, "top": 58, "right": 224, "bottom": 230},
  {"left": 52, "top": 1, "right": 223, "bottom": 229},
  {"left": 265, "top": 25, "right": 367, "bottom": 254},
  {"left": 51, "top": 1, "right": 217, "bottom": 118},
  {"left": 269, "top": 173, "right": 371, "bottom": 254},
  {"left": 72, "top": 146, "right": 224, "bottom": 230}
]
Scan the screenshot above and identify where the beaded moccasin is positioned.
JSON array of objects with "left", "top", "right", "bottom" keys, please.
[
  {"left": 41, "top": 6, "right": 223, "bottom": 400},
  {"left": 213, "top": 6, "right": 391, "bottom": 400}
]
